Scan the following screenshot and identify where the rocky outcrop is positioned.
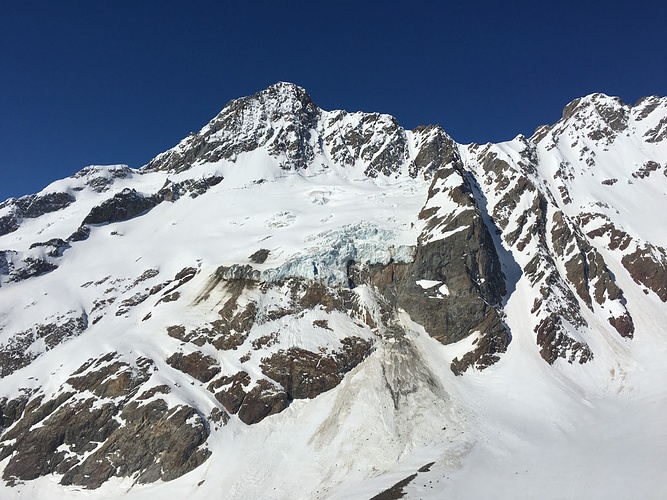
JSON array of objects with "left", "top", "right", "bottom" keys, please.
[
  {"left": 0, "top": 192, "right": 75, "bottom": 236},
  {"left": 208, "top": 374, "right": 289, "bottom": 425},
  {"left": 622, "top": 244, "right": 667, "bottom": 302},
  {"left": 535, "top": 314, "right": 593, "bottom": 364},
  {"left": 411, "top": 125, "right": 460, "bottom": 178},
  {"left": 542, "top": 93, "right": 630, "bottom": 147},
  {"left": 249, "top": 248, "right": 270, "bottom": 264},
  {"left": 156, "top": 266, "right": 377, "bottom": 428},
  {"left": 145, "top": 83, "right": 321, "bottom": 173},
  {"left": 643, "top": 116, "right": 667, "bottom": 143},
  {"left": 0, "top": 313, "right": 88, "bottom": 377},
  {"left": 60, "top": 400, "right": 209, "bottom": 488},
  {"left": 323, "top": 110, "right": 413, "bottom": 178},
  {"left": 0, "top": 394, "right": 30, "bottom": 433},
  {"left": 13, "top": 192, "right": 76, "bottom": 219},
  {"left": 71, "top": 164, "right": 134, "bottom": 193},
  {"left": 166, "top": 352, "right": 221, "bottom": 383},
  {"left": 551, "top": 210, "right": 634, "bottom": 338},
  {"left": 364, "top": 164, "right": 509, "bottom": 374},
  {"left": 261, "top": 338, "right": 372, "bottom": 400},
  {"left": 178, "top": 272, "right": 374, "bottom": 424},
  {"left": 205, "top": 337, "right": 372, "bottom": 425},
  {"left": 632, "top": 160, "right": 662, "bottom": 179},
  {"left": 0, "top": 354, "right": 210, "bottom": 489},
  {"left": 367, "top": 229, "right": 506, "bottom": 338},
  {"left": 4, "top": 255, "right": 58, "bottom": 283},
  {"left": 156, "top": 174, "right": 224, "bottom": 201},
  {"left": 0, "top": 215, "right": 19, "bottom": 237},
  {"left": 67, "top": 224, "right": 91, "bottom": 242},
  {"left": 578, "top": 213, "right": 667, "bottom": 304},
  {"left": 82, "top": 188, "right": 158, "bottom": 225},
  {"left": 170, "top": 277, "right": 257, "bottom": 350}
]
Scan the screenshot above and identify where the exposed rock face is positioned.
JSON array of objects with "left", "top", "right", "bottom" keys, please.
[
  {"left": 644, "top": 116, "right": 667, "bottom": 143},
  {"left": 0, "top": 354, "right": 210, "bottom": 489},
  {"left": 82, "top": 188, "right": 158, "bottom": 225},
  {"left": 0, "top": 394, "right": 30, "bottom": 433},
  {"left": 551, "top": 210, "right": 634, "bottom": 338},
  {"left": 249, "top": 248, "right": 270, "bottom": 264},
  {"left": 13, "top": 192, "right": 76, "bottom": 219},
  {"left": 185, "top": 275, "right": 374, "bottom": 425},
  {"left": 544, "top": 93, "right": 630, "bottom": 147},
  {"left": 166, "top": 352, "right": 221, "bottom": 383},
  {"left": 2, "top": 254, "right": 58, "bottom": 283},
  {"left": 622, "top": 245, "right": 667, "bottom": 302},
  {"left": 145, "top": 82, "right": 321, "bottom": 173},
  {"left": 231, "top": 382, "right": 282, "bottom": 423},
  {"left": 0, "top": 215, "right": 19, "bottom": 238},
  {"left": 0, "top": 192, "right": 75, "bottom": 237},
  {"left": 261, "top": 338, "right": 372, "bottom": 400},
  {"left": 535, "top": 314, "right": 594, "bottom": 364},
  {"left": 324, "top": 110, "right": 413, "bottom": 178},
  {"left": 411, "top": 125, "right": 460, "bottom": 177},
  {"left": 0, "top": 313, "right": 88, "bottom": 377},
  {"left": 363, "top": 160, "right": 509, "bottom": 374},
  {"left": 29, "top": 238, "right": 70, "bottom": 258},
  {"left": 67, "top": 224, "right": 91, "bottom": 242},
  {"left": 156, "top": 174, "right": 224, "bottom": 201},
  {"left": 632, "top": 160, "right": 661, "bottom": 179},
  {"left": 205, "top": 335, "right": 373, "bottom": 426},
  {"left": 144, "top": 82, "right": 436, "bottom": 179},
  {"left": 71, "top": 164, "right": 134, "bottom": 193},
  {"left": 60, "top": 400, "right": 210, "bottom": 488}
]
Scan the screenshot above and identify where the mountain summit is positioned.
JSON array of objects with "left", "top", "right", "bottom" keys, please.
[{"left": 1, "top": 84, "right": 666, "bottom": 499}]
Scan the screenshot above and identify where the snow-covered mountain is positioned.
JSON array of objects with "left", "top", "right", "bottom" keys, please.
[{"left": 1, "top": 82, "right": 666, "bottom": 499}]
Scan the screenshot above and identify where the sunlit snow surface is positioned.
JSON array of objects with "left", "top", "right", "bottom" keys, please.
[{"left": 1, "top": 92, "right": 667, "bottom": 499}]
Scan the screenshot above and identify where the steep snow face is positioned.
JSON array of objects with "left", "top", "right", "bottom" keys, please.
[
  {"left": 462, "top": 92, "right": 667, "bottom": 393},
  {"left": 143, "top": 82, "right": 438, "bottom": 180},
  {"left": 530, "top": 93, "right": 667, "bottom": 244},
  {"left": 145, "top": 82, "right": 322, "bottom": 173},
  {"left": 1, "top": 85, "right": 667, "bottom": 499}
]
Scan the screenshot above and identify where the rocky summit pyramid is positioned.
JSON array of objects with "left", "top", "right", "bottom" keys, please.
[{"left": 1, "top": 82, "right": 666, "bottom": 499}]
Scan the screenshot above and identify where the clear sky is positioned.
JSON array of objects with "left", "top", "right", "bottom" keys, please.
[{"left": 2, "top": 0, "right": 666, "bottom": 201}]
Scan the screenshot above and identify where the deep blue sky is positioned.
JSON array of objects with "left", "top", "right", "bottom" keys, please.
[{"left": 2, "top": 1, "right": 666, "bottom": 201}]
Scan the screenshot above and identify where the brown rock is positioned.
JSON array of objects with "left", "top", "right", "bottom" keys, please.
[
  {"left": 166, "top": 352, "right": 221, "bottom": 383},
  {"left": 622, "top": 245, "right": 667, "bottom": 302},
  {"left": 237, "top": 380, "right": 290, "bottom": 425}
]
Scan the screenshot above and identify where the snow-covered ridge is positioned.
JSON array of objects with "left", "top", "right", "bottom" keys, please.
[{"left": 142, "top": 82, "right": 442, "bottom": 180}]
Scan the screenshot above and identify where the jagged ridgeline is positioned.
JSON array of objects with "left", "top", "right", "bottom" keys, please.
[{"left": 0, "top": 83, "right": 666, "bottom": 496}]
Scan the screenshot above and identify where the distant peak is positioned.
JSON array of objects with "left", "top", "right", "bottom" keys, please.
[
  {"left": 226, "top": 81, "right": 316, "bottom": 114},
  {"left": 204, "top": 82, "right": 320, "bottom": 135},
  {"left": 263, "top": 81, "right": 312, "bottom": 99},
  {"left": 144, "top": 83, "right": 322, "bottom": 173},
  {"left": 561, "top": 93, "right": 625, "bottom": 122},
  {"left": 582, "top": 92, "right": 625, "bottom": 105},
  {"left": 530, "top": 93, "right": 638, "bottom": 145}
]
